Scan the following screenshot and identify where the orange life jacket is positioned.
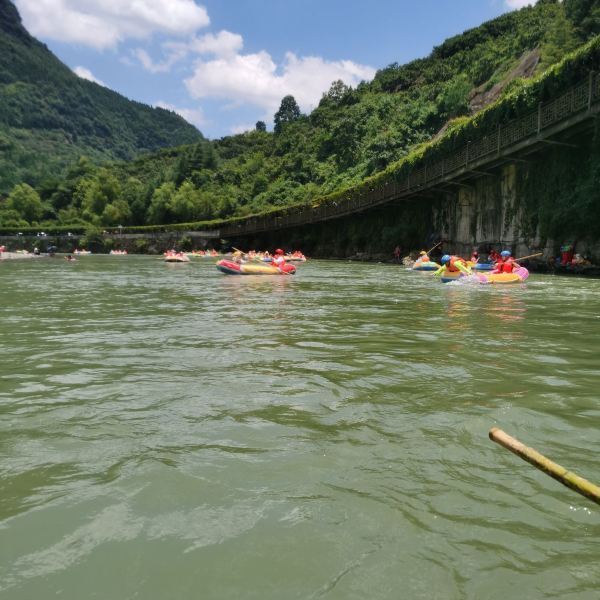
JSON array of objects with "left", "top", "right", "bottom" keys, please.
[{"left": 447, "top": 256, "right": 466, "bottom": 272}]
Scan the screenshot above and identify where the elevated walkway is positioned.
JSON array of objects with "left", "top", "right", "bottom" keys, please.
[{"left": 220, "top": 72, "right": 600, "bottom": 238}]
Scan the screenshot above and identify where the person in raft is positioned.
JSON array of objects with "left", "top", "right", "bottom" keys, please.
[
  {"left": 493, "top": 250, "right": 520, "bottom": 274},
  {"left": 434, "top": 254, "right": 471, "bottom": 276},
  {"left": 488, "top": 248, "right": 500, "bottom": 263},
  {"left": 416, "top": 250, "right": 430, "bottom": 263},
  {"left": 272, "top": 248, "right": 287, "bottom": 270},
  {"left": 470, "top": 250, "right": 479, "bottom": 264}
]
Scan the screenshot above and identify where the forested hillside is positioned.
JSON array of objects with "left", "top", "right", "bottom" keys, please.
[
  {"left": 0, "top": 0, "right": 202, "bottom": 194},
  {"left": 1, "top": 0, "right": 598, "bottom": 231}
]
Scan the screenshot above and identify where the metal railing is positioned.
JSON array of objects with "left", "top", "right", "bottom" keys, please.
[{"left": 220, "top": 72, "right": 600, "bottom": 237}]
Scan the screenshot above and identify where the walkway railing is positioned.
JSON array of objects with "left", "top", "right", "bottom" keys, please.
[{"left": 221, "top": 72, "right": 600, "bottom": 237}]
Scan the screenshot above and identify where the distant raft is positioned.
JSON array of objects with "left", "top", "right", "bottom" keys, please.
[
  {"left": 164, "top": 252, "right": 190, "bottom": 263},
  {"left": 412, "top": 261, "right": 440, "bottom": 272},
  {"left": 472, "top": 263, "right": 494, "bottom": 271},
  {"left": 216, "top": 259, "right": 296, "bottom": 275}
]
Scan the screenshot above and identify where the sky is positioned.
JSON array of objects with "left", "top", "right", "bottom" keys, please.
[{"left": 13, "top": 0, "right": 535, "bottom": 139}]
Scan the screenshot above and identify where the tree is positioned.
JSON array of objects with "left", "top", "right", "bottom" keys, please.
[
  {"left": 168, "top": 181, "right": 200, "bottom": 222},
  {"left": 255, "top": 121, "right": 267, "bottom": 132},
  {"left": 147, "top": 182, "right": 175, "bottom": 224},
  {"left": 564, "top": 0, "right": 600, "bottom": 39},
  {"left": 437, "top": 74, "right": 472, "bottom": 119},
  {"left": 319, "top": 80, "right": 354, "bottom": 107},
  {"left": 81, "top": 169, "right": 121, "bottom": 218},
  {"left": 122, "top": 178, "right": 146, "bottom": 224},
  {"left": 6, "top": 183, "right": 44, "bottom": 223},
  {"left": 274, "top": 95, "right": 301, "bottom": 133},
  {"left": 102, "top": 199, "right": 131, "bottom": 226},
  {"left": 540, "top": 4, "right": 578, "bottom": 69}
]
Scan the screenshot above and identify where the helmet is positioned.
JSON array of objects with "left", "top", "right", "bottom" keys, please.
[
  {"left": 419, "top": 251, "right": 427, "bottom": 256},
  {"left": 275, "top": 248, "right": 284, "bottom": 255},
  {"left": 501, "top": 250, "right": 511, "bottom": 257},
  {"left": 441, "top": 254, "right": 451, "bottom": 264}
]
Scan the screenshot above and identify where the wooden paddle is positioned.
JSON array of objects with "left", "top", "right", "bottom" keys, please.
[
  {"left": 513, "top": 252, "right": 543, "bottom": 261},
  {"left": 423, "top": 240, "right": 442, "bottom": 255},
  {"left": 232, "top": 247, "right": 263, "bottom": 263},
  {"left": 490, "top": 428, "right": 600, "bottom": 505}
]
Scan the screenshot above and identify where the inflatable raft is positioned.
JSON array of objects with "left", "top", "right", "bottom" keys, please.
[
  {"left": 216, "top": 259, "right": 296, "bottom": 275},
  {"left": 440, "top": 266, "right": 529, "bottom": 284},
  {"left": 440, "top": 270, "right": 466, "bottom": 283},
  {"left": 473, "top": 263, "right": 494, "bottom": 271},
  {"left": 481, "top": 266, "right": 529, "bottom": 284},
  {"left": 413, "top": 261, "right": 440, "bottom": 272},
  {"left": 164, "top": 253, "right": 190, "bottom": 263}
]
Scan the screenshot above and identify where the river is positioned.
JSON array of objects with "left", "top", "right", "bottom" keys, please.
[{"left": 0, "top": 255, "right": 598, "bottom": 599}]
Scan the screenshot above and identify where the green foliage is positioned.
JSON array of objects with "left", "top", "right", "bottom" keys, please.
[
  {"left": 274, "top": 95, "right": 301, "bottom": 133},
  {"left": 79, "top": 225, "right": 103, "bottom": 249},
  {"left": 540, "top": 2, "right": 580, "bottom": 69},
  {"left": 255, "top": 121, "right": 267, "bottom": 132},
  {"left": 134, "top": 238, "right": 149, "bottom": 253},
  {"left": 565, "top": 0, "right": 600, "bottom": 39},
  {"left": 4, "top": 182, "right": 44, "bottom": 222},
  {"left": 147, "top": 182, "right": 175, "bottom": 224},
  {"left": 518, "top": 125, "right": 600, "bottom": 241},
  {"left": 0, "top": 0, "right": 202, "bottom": 194},
  {"left": 3, "top": 0, "right": 599, "bottom": 238}
]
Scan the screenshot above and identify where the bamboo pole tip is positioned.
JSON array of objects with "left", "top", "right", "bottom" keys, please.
[{"left": 489, "top": 427, "right": 502, "bottom": 440}]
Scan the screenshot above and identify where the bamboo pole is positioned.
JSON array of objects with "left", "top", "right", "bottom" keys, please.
[
  {"left": 514, "top": 252, "right": 543, "bottom": 261},
  {"left": 425, "top": 240, "right": 443, "bottom": 255},
  {"left": 489, "top": 428, "right": 600, "bottom": 505}
]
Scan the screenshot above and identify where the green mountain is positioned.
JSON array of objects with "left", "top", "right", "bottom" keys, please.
[
  {"left": 1, "top": 0, "right": 598, "bottom": 231},
  {"left": 0, "top": 0, "right": 203, "bottom": 193}
]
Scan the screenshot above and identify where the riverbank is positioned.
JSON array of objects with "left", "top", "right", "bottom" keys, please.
[{"left": 0, "top": 251, "right": 39, "bottom": 260}]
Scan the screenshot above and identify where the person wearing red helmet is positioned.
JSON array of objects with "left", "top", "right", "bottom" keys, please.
[{"left": 272, "top": 248, "right": 286, "bottom": 270}]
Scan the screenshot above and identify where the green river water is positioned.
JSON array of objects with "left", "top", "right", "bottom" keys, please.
[{"left": 0, "top": 255, "right": 598, "bottom": 599}]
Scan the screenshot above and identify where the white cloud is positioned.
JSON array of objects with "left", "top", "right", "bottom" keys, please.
[
  {"left": 185, "top": 50, "right": 375, "bottom": 117},
  {"left": 72, "top": 66, "right": 104, "bottom": 86},
  {"left": 132, "top": 47, "right": 187, "bottom": 74},
  {"left": 134, "top": 30, "right": 243, "bottom": 73},
  {"left": 14, "top": 0, "right": 210, "bottom": 49},
  {"left": 155, "top": 101, "right": 205, "bottom": 128},
  {"left": 230, "top": 123, "right": 255, "bottom": 135},
  {"left": 190, "top": 30, "right": 244, "bottom": 58},
  {"left": 505, "top": 0, "right": 536, "bottom": 8}
]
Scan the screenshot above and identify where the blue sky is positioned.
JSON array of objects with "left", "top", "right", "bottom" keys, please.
[{"left": 14, "top": 0, "right": 533, "bottom": 138}]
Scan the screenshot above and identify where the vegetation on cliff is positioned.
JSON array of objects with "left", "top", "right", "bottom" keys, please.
[{"left": 1, "top": 0, "right": 599, "bottom": 238}]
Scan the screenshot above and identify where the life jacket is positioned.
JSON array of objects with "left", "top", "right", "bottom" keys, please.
[
  {"left": 273, "top": 255, "right": 286, "bottom": 268},
  {"left": 446, "top": 256, "right": 465, "bottom": 272},
  {"left": 495, "top": 259, "right": 515, "bottom": 273}
]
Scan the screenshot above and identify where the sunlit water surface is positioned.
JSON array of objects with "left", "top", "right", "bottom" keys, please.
[{"left": 0, "top": 256, "right": 598, "bottom": 599}]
